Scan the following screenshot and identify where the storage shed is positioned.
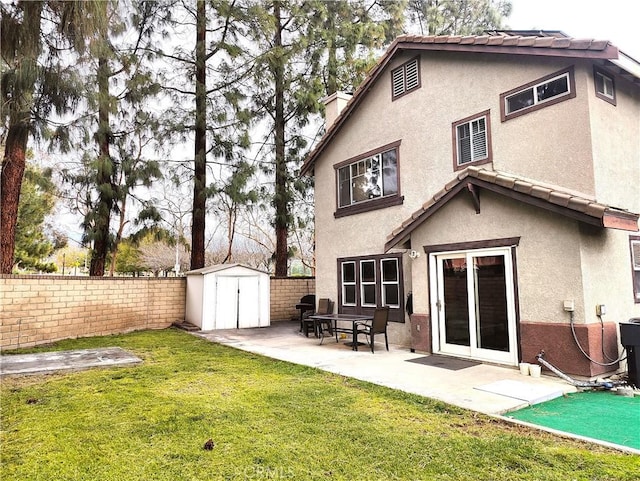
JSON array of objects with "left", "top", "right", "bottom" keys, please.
[{"left": 185, "top": 264, "right": 270, "bottom": 330}]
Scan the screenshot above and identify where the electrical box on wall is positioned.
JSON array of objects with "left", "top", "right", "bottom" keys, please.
[
  {"left": 596, "top": 304, "right": 606, "bottom": 316},
  {"left": 563, "top": 300, "right": 575, "bottom": 312}
]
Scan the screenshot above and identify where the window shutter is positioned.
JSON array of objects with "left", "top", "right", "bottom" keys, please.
[
  {"left": 457, "top": 124, "right": 471, "bottom": 164},
  {"left": 472, "top": 118, "right": 487, "bottom": 160},
  {"left": 459, "top": 138, "right": 472, "bottom": 164},
  {"left": 632, "top": 241, "right": 640, "bottom": 269},
  {"left": 405, "top": 59, "right": 419, "bottom": 91},
  {"left": 392, "top": 67, "right": 405, "bottom": 98}
]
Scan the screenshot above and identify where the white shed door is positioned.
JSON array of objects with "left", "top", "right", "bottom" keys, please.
[
  {"left": 238, "top": 276, "right": 260, "bottom": 328},
  {"left": 215, "top": 276, "right": 260, "bottom": 329}
]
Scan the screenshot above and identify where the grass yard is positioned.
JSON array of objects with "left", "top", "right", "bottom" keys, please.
[{"left": 1, "top": 329, "right": 638, "bottom": 481}]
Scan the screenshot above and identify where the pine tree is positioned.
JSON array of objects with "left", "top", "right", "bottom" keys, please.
[
  {"left": 154, "top": 0, "right": 250, "bottom": 271},
  {"left": 60, "top": 1, "right": 163, "bottom": 276},
  {"left": 243, "top": 0, "right": 406, "bottom": 276},
  {"left": 0, "top": 1, "right": 104, "bottom": 274},
  {"left": 407, "top": 0, "right": 512, "bottom": 36},
  {"left": 14, "top": 164, "right": 57, "bottom": 272}
]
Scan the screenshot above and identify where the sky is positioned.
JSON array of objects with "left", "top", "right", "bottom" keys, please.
[{"left": 507, "top": 0, "right": 640, "bottom": 59}]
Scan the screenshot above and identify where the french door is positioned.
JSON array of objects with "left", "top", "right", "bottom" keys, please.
[{"left": 430, "top": 247, "right": 518, "bottom": 365}]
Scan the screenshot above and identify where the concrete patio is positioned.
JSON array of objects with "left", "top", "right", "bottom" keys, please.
[{"left": 194, "top": 320, "right": 578, "bottom": 416}]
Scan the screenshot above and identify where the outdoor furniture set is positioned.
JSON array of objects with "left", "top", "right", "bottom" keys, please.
[{"left": 302, "top": 299, "right": 390, "bottom": 353}]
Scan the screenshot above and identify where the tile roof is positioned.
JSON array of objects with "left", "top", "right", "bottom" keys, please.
[
  {"left": 301, "top": 33, "right": 639, "bottom": 176},
  {"left": 384, "top": 166, "right": 639, "bottom": 252},
  {"left": 393, "top": 34, "right": 614, "bottom": 53}
]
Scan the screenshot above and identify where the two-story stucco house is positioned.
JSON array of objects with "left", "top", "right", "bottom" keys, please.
[{"left": 301, "top": 31, "right": 640, "bottom": 378}]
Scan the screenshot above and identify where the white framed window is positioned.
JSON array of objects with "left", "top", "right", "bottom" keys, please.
[
  {"left": 337, "top": 142, "right": 399, "bottom": 210},
  {"left": 631, "top": 237, "right": 640, "bottom": 302},
  {"left": 381, "top": 258, "right": 400, "bottom": 308},
  {"left": 454, "top": 113, "right": 490, "bottom": 168},
  {"left": 391, "top": 57, "right": 420, "bottom": 99},
  {"left": 457, "top": 120, "right": 483, "bottom": 164},
  {"left": 594, "top": 67, "right": 616, "bottom": 106},
  {"left": 342, "top": 261, "right": 357, "bottom": 306},
  {"left": 500, "top": 67, "right": 575, "bottom": 121},
  {"left": 360, "top": 260, "right": 377, "bottom": 307}
]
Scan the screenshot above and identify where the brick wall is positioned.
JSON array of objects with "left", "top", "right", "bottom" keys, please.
[
  {"left": 270, "top": 277, "right": 316, "bottom": 321},
  {"left": 1, "top": 275, "right": 186, "bottom": 350},
  {"left": 1, "top": 275, "right": 315, "bottom": 350}
]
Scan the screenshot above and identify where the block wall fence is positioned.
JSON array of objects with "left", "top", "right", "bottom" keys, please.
[{"left": 1, "top": 275, "right": 315, "bottom": 350}]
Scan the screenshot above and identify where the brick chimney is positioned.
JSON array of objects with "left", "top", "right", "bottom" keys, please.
[{"left": 323, "top": 91, "right": 352, "bottom": 129}]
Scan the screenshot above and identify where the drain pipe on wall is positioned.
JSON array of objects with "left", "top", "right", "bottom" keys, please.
[{"left": 535, "top": 351, "right": 620, "bottom": 389}]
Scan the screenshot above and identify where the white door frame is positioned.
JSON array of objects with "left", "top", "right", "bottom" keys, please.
[{"left": 429, "top": 246, "right": 518, "bottom": 366}]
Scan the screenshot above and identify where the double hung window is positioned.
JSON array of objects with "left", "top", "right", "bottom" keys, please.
[
  {"left": 452, "top": 111, "right": 491, "bottom": 170},
  {"left": 338, "top": 254, "right": 404, "bottom": 321},
  {"left": 335, "top": 141, "right": 402, "bottom": 217},
  {"left": 501, "top": 66, "right": 575, "bottom": 121}
]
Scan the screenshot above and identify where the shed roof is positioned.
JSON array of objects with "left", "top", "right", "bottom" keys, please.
[
  {"left": 186, "top": 263, "right": 269, "bottom": 276},
  {"left": 301, "top": 33, "right": 640, "bottom": 175},
  {"left": 384, "top": 166, "right": 639, "bottom": 252}
]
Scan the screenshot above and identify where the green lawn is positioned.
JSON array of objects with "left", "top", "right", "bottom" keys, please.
[{"left": 1, "top": 329, "right": 638, "bottom": 481}]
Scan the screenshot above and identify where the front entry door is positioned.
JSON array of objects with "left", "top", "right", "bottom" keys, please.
[{"left": 430, "top": 248, "right": 518, "bottom": 365}]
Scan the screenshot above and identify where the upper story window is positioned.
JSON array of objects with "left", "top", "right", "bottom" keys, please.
[
  {"left": 594, "top": 66, "right": 616, "bottom": 106},
  {"left": 500, "top": 66, "right": 576, "bottom": 121},
  {"left": 631, "top": 236, "right": 640, "bottom": 303},
  {"left": 335, "top": 140, "right": 403, "bottom": 218},
  {"left": 452, "top": 110, "right": 492, "bottom": 170},
  {"left": 391, "top": 57, "right": 420, "bottom": 100}
]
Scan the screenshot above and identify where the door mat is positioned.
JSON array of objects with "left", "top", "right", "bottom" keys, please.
[
  {"left": 0, "top": 347, "right": 142, "bottom": 376},
  {"left": 406, "top": 355, "right": 481, "bottom": 370},
  {"left": 475, "top": 379, "right": 563, "bottom": 405}
]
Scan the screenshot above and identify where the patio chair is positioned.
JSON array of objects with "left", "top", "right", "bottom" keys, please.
[
  {"left": 302, "top": 298, "right": 333, "bottom": 337},
  {"left": 354, "top": 307, "right": 390, "bottom": 353}
]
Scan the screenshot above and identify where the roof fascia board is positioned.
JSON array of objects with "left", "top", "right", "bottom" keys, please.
[
  {"left": 603, "top": 211, "right": 640, "bottom": 231},
  {"left": 395, "top": 42, "right": 619, "bottom": 60},
  {"left": 471, "top": 178, "right": 606, "bottom": 226}
]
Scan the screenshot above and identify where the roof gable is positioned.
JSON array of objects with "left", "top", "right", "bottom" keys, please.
[
  {"left": 301, "top": 33, "right": 639, "bottom": 176},
  {"left": 385, "top": 166, "right": 639, "bottom": 252}
]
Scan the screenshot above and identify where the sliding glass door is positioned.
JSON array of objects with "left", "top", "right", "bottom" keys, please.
[{"left": 430, "top": 248, "right": 518, "bottom": 365}]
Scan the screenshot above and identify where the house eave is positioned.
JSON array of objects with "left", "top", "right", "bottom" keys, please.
[{"left": 384, "top": 169, "right": 639, "bottom": 252}]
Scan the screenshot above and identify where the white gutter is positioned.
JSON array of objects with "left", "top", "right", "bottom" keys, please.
[{"left": 610, "top": 49, "right": 640, "bottom": 80}]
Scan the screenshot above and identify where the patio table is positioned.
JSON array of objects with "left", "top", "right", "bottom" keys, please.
[{"left": 307, "top": 313, "right": 373, "bottom": 350}]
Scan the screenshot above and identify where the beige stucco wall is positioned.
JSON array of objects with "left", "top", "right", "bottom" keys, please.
[
  {"left": 587, "top": 69, "right": 640, "bottom": 211},
  {"left": 579, "top": 227, "right": 640, "bottom": 325},
  {"left": 408, "top": 191, "right": 588, "bottom": 324},
  {"left": 313, "top": 49, "right": 639, "bottom": 347}
]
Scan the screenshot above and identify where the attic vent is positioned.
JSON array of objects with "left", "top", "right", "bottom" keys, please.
[{"left": 391, "top": 57, "right": 420, "bottom": 99}]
